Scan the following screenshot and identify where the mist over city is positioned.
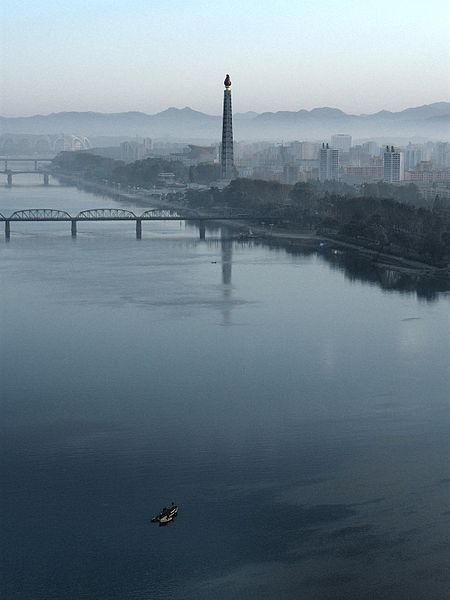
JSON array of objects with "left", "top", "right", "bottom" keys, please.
[{"left": 1, "top": 1, "right": 450, "bottom": 600}]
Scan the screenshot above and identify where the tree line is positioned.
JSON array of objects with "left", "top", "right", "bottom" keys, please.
[
  {"left": 187, "top": 179, "right": 450, "bottom": 265},
  {"left": 52, "top": 151, "right": 220, "bottom": 185}
]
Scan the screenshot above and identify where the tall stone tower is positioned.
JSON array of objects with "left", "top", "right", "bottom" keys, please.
[{"left": 221, "top": 74, "right": 234, "bottom": 180}]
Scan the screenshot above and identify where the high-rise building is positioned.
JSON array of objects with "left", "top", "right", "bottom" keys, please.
[
  {"left": 221, "top": 74, "right": 234, "bottom": 180},
  {"left": 283, "top": 164, "right": 302, "bottom": 185},
  {"left": 404, "top": 142, "right": 422, "bottom": 170},
  {"left": 331, "top": 134, "right": 352, "bottom": 153},
  {"left": 383, "top": 146, "right": 404, "bottom": 182},
  {"left": 433, "top": 142, "right": 449, "bottom": 169},
  {"left": 361, "top": 141, "right": 378, "bottom": 156},
  {"left": 300, "top": 142, "right": 320, "bottom": 160},
  {"left": 319, "top": 143, "right": 339, "bottom": 181},
  {"left": 120, "top": 138, "right": 152, "bottom": 162},
  {"left": 120, "top": 141, "right": 145, "bottom": 162}
]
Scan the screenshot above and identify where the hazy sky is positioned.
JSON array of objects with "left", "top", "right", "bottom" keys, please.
[{"left": 1, "top": 0, "right": 449, "bottom": 117}]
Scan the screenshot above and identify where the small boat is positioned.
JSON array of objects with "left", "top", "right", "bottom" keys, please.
[
  {"left": 151, "top": 503, "right": 178, "bottom": 525},
  {"left": 238, "top": 229, "right": 256, "bottom": 241}
]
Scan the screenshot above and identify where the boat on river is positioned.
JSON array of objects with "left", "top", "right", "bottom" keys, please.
[{"left": 151, "top": 503, "right": 178, "bottom": 525}]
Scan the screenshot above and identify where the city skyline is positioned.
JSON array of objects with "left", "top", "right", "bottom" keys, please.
[{"left": 1, "top": 0, "right": 449, "bottom": 118}]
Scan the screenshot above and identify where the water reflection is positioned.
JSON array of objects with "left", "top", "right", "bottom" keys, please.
[
  {"left": 265, "top": 240, "right": 450, "bottom": 302},
  {"left": 336, "top": 253, "right": 449, "bottom": 301},
  {"left": 221, "top": 227, "right": 233, "bottom": 326}
]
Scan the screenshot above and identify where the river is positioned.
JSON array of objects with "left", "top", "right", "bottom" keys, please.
[{"left": 1, "top": 176, "right": 449, "bottom": 599}]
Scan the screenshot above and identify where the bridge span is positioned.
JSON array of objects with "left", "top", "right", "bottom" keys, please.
[
  {"left": 0, "top": 208, "right": 279, "bottom": 240},
  {"left": 1, "top": 157, "right": 53, "bottom": 186},
  {"left": 2, "top": 171, "right": 51, "bottom": 186}
]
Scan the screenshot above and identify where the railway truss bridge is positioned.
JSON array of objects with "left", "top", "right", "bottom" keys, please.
[{"left": 0, "top": 208, "right": 282, "bottom": 240}]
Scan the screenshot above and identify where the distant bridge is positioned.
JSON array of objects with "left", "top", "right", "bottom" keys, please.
[
  {"left": 1, "top": 157, "right": 53, "bottom": 186},
  {"left": 0, "top": 207, "right": 278, "bottom": 239}
]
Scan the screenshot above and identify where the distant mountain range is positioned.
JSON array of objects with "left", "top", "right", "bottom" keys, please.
[{"left": 1, "top": 102, "right": 449, "bottom": 141}]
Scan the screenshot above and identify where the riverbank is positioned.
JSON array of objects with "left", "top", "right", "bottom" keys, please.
[
  {"left": 247, "top": 227, "right": 450, "bottom": 279},
  {"left": 53, "top": 174, "right": 169, "bottom": 209},
  {"left": 53, "top": 174, "right": 450, "bottom": 280}
]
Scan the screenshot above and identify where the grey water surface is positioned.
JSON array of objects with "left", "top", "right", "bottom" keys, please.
[{"left": 1, "top": 177, "right": 449, "bottom": 599}]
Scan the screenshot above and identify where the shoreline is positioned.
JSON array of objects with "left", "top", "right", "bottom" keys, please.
[{"left": 54, "top": 174, "right": 450, "bottom": 281}]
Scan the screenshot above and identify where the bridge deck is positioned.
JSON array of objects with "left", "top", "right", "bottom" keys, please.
[
  {"left": 0, "top": 157, "right": 53, "bottom": 161},
  {"left": 0, "top": 208, "right": 277, "bottom": 222},
  {"left": 0, "top": 216, "right": 263, "bottom": 222}
]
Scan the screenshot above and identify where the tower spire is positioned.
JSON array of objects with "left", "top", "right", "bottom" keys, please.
[{"left": 221, "top": 74, "right": 234, "bottom": 180}]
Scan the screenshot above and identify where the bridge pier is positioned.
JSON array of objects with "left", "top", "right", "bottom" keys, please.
[
  {"left": 34, "top": 160, "right": 38, "bottom": 171},
  {"left": 5, "top": 220, "right": 10, "bottom": 240},
  {"left": 136, "top": 219, "right": 142, "bottom": 240},
  {"left": 199, "top": 221, "right": 206, "bottom": 240},
  {"left": 7, "top": 172, "right": 12, "bottom": 186},
  {"left": 71, "top": 219, "right": 77, "bottom": 238},
  {"left": 44, "top": 173, "right": 49, "bottom": 185}
]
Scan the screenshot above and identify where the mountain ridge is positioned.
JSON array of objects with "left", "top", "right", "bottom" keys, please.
[{"left": 1, "top": 102, "right": 449, "bottom": 140}]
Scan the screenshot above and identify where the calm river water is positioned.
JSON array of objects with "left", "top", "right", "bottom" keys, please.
[{"left": 1, "top": 176, "right": 449, "bottom": 599}]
